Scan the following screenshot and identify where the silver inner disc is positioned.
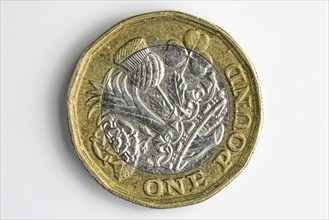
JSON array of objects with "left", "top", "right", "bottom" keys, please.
[{"left": 101, "top": 45, "right": 229, "bottom": 174}]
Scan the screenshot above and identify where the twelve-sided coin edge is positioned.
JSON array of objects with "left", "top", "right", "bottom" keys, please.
[{"left": 66, "top": 11, "right": 263, "bottom": 208}]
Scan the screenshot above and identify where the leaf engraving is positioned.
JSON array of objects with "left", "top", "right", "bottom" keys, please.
[
  {"left": 86, "top": 68, "right": 114, "bottom": 119},
  {"left": 149, "top": 93, "right": 170, "bottom": 117},
  {"left": 184, "top": 29, "right": 210, "bottom": 53},
  {"left": 168, "top": 71, "right": 187, "bottom": 109},
  {"left": 214, "top": 124, "right": 225, "bottom": 144},
  {"left": 113, "top": 163, "right": 134, "bottom": 181}
]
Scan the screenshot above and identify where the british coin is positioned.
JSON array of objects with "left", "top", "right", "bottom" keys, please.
[{"left": 67, "top": 11, "right": 262, "bottom": 208}]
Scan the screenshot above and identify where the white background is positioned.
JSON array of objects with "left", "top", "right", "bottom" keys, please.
[{"left": 1, "top": 1, "right": 328, "bottom": 219}]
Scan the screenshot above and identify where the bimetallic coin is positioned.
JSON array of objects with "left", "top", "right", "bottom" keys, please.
[{"left": 67, "top": 11, "right": 262, "bottom": 208}]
